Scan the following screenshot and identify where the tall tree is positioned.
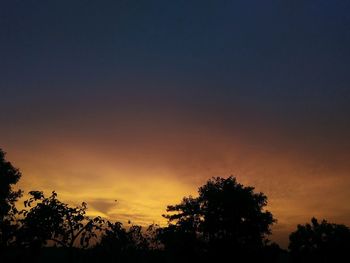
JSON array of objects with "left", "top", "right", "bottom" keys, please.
[
  {"left": 161, "top": 177, "right": 276, "bottom": 260},
  {"left": 0, "top": 149, "right": 22, "bottom": 247}
]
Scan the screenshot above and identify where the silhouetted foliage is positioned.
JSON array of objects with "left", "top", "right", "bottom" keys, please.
[
  {"left": 289, "top": 217, "right": 350, "bottom": 262},
  {"left": 0, "top": 149, "right": 22, "bottom": 248},
  {"left": 17, "top": 191, "right": 104, "bottom": 248},
  {"left": 95, "top": 221, "right": 154, "bottom": 262},
  {"left": 160, "top": 176, "right": 276, "bottom": 261},
  {"left": 100, "top": 222, "right": 148, "bottom": 250}
]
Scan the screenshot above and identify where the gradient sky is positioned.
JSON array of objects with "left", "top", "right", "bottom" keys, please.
[{"left": 1, "top": 0, "right": 350, "bottom": 247}]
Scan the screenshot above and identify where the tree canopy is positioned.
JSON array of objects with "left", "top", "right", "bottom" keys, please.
[
  {"left": 289, "top": 217, "right": 350, "bottom": 262},
  {"left": 18, "top": 191, "right": 104, "bottom": 249},
  {"left": 161, "top": 176, "right": 276, "bottom": 260},
  {"left": 0, "top": 149, "right": 22, "bottom": 247}
]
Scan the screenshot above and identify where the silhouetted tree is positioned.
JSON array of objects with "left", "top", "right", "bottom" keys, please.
[
  {"left": 0, "top": 149, "right": 22, "bottom": 248},
  {"left": 289, "top": 217, "right": 350, "bottom": 262},
  {"left": 18, "top": 191, "right": 104, "bottom": 249},
  {"left": 96, "top": 221, "right": 159, "bottom": 262},
  {"left": 99, "top": 222, "right": 146, "bottom": 251},
  {"left": 161, "top": 176, "right": 276, "bottom": 261}
]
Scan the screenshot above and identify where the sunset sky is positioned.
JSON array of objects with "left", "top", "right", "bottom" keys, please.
[{"left": 1, "top": 0, "right": 350, "bottom": 247}]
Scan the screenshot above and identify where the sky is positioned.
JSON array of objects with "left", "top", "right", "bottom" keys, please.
[{"left": 1, "top": 0, "right": 350, "bottom": 247}]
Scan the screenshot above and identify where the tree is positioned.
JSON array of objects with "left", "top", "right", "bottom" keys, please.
[
  {"left": 289, "top": 217, "right": 350, "bottom": 262},
  {"left": 96, "top": 221, "right": 157, "bottom": 262},
  {"left": 0, "top": 149, "right": 22, "bottom": 247},
  {"left": 18, "top": 191, "right": 104, "bottom": 249},
  {"left": 99, "top": 221, "right": 148, "bottom": 252},
  {"left": 161, "top": 176, "right": 276, "bottom": 260}
]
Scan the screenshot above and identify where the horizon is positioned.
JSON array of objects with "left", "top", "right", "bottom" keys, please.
[{"left": 1, "top": 0, "right": 350, "bottom": 250}]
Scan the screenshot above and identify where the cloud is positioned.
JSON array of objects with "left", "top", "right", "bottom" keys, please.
[{"left": 88, "top": 199, "right": 117, "bottom": 215}]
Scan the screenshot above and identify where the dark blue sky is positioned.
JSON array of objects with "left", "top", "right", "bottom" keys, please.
[
  {"left": 1, "top": 0, "right": 350, "bottom": 149},
  {"left": 2, "top": 0, "right": 349, "bottom": 110},
  {"left": 1, "top": 0, "right": 350, "bottom": 247}
]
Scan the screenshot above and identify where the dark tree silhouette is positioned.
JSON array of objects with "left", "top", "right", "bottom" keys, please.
[
  {"left": 94, "top": 222, "right": 167, "bottom": 263},
  {"left": 0, "top": 149, "right": 22, "bottom": 248},
  {"left": 18, "top": 191, "right": 104, "bottom": 249},
  {"left": 96, "top": 221, "right": 151, "bottom": 261},
  {"left": 100, "top": 222, "right": 149, "bottom": 251},
  {"left": 160, "top": 176, "right": 276, "bottom": 261},
  {"left": 289, "top": 217, "right": 350, "bottom": 262}
]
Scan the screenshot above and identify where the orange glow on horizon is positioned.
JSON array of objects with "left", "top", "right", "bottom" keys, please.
[{"left": 3, "top": 121, "right": 350, "bottom": 248}]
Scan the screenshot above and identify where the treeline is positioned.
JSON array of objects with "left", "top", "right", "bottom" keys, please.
[{"left": 1, "top": 148, "right": 350, "bottom": 262}]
